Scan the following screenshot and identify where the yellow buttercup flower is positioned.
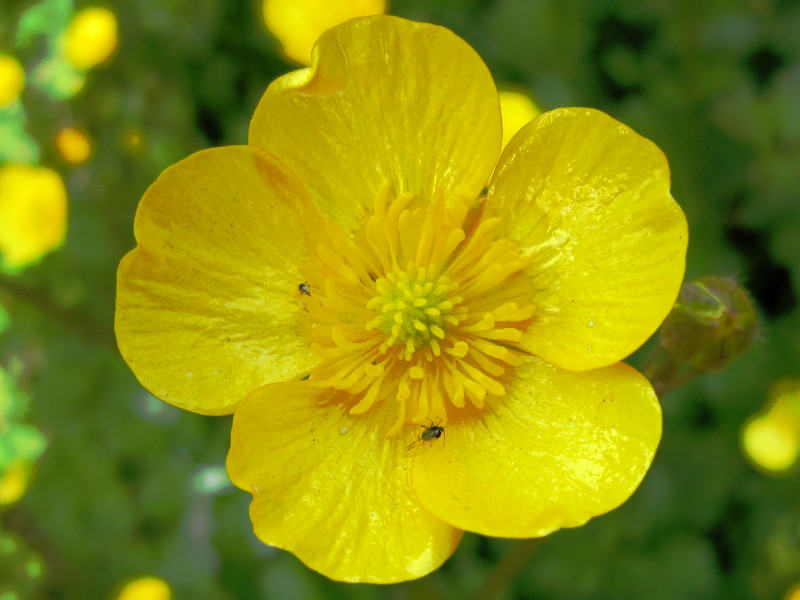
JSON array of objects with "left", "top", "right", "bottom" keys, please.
[
  {"left": 64, "top": 7, "right": 118, "bottom": 70},
  {"left": 116, "top": 576, "right": 171, "bottom": 600},
  {"left": 56, "top": 127, "right": 92, "bottom": 165},
  {"left": 263, "top": 0, "right": 385, "bottom": 64},
  {"left": 116, "top": 17, "right": 687, "bottom": 582},
  {"left": 786, "top": 582, "right": 800, "bottom": 600},
  {"left": 0, "top": 461, "right": 32, "bottom": 505},
  {"left": 0, "top": 54, "right": 25, "bottom": 107},
  {"left": 0, "top": 164, "right": 68, "bottom": 269},
  {"left": 741, "top": 379, "right": 800, "bottom": 473}
]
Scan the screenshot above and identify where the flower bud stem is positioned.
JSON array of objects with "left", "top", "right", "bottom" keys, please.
[
  {"left": 0, "top": 273, "right": 115, "bottom": 348},
  {"left": 641, "top": 342, "right": 705, "bottom": 396},
  {"left": 468, "top": 537, "right": 544, "bottom": 600}
]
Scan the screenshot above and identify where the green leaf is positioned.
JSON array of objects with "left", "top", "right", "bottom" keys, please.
[
  {"left": 0, "top": 423, "right": 47, "bottom": 467},
  {"left": 31, "top": 52, "right": 85, "bottom": 100},
  {"left": 0, "top": 105, "right": 40, "bottom": 164},
  {"left": 0, "top": 306, "right": 7, "bottom": 334},
  {"left": 15, "top": 0, "right": 74, "bottom": 47}
]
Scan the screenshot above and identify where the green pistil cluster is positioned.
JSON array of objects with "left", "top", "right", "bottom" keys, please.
[{"left": 366, "top": 270, "right": 461, "bottom": 356}]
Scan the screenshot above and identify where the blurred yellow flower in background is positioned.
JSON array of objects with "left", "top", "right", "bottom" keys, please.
[
  {"left": 116, "top": 16, "right": 687, "bottom": 582},
  {"left": 786, "top": 582, "right": 800, "bottom": 600},
  {"left": 116, "top": 576, "right": 172, "bottom": 600},
  {"left": 498, "top": 89, "right": 541, "bottom": 149},
  {"left": 742, "top": 379, "right": 800, "bottom": 473},
  {"left": 263, "top": 0, "right": 385, "bottom": 64},
  {"left": 64, "top": 7, "right": 118, "bottom": 70},
  {"left": 55, "top": 127, "right": 92, "bottom": 165},
  {"left": 0, "top": 460, "right": 33, "bottom": 506},
  {"left": 0, "top": 54, "right": 25, "bottom": 107},
  {"left": 0, "top": 164, "right": 67, "bottom": 269}
]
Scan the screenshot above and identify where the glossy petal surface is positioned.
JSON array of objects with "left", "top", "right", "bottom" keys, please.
[
  {"left": 263, "top": 0, "right": 385, "bottom": 65},
  {"left": 116, "top": 147, "right": 322, "bottom": 415},
  {"left": 412, "top": 357, "right": 661, "bottom": 538},
  {"left": 249, "top": 16, "right": 501, "bottom": 235},
  {"left": 488, "top": 108, "right": 688, "bottom": 371},
  {"left": 227, "top": 382, "right": 462, "bottom": 582}
]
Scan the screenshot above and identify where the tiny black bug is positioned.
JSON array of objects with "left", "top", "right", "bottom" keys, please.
[
  {"left": 298, "top": 281, "right": 312, "bottom": 296},
  {"left": 406, "top": 420, "right": 445, "bottom": 451}
]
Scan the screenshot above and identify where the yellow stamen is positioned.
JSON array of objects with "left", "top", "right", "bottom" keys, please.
[{"left": 300, "top": 183, "right": 536, "bottom": 437}]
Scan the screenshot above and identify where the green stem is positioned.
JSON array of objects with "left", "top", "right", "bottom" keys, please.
[
  {"left": 468, "top": 538, "right": 544, "bottom": 600},
  {"left": 0, "top": 273, "right": 116, "bottom": 349},
  {"left": 642, "top": 342, "right": 706, "bottom": 396}
]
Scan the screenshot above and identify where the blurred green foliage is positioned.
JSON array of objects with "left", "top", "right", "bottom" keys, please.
[
  {"left": 1, "top": 0, "right": 799, "bottom": 598},
  {"left": 0, "top": 364, "right": 47, "bottom": 472},
  {"left": 0, "top": 102, "right": 39, "bottom": 164}
]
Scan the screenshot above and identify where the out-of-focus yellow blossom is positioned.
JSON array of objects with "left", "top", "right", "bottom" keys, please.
[
  {"left": 742, "top": 379, "right": 800, "bottom": 473},
  {"left": 0, "top": 461, "right": 32, "bottom": 505},
  {"left": 56, "top": 127, "right": 92, "bottom": 164},
  {"left": 263, "top": 0, "right": 385, "bottom": 64},
  {"left": 64, "top": 7, "right": 118, "bottom": 70},
  {"left": 116, "top": 17, "right": 687, "bottom": 582},
  {"left": 0, "top": 164, "right": 67, "bottom": 268},
  {"left": 498, "top": 90, "right": 541, "bottom": 150},
  {"left": 0, "top": 55, "right": 25, "bottom": 107},
  {"left": 117, "top": 576, "right": 171, "bottom": 600},
  {"left": 785, "top": 582, "right": 800, "bottom": 600}
]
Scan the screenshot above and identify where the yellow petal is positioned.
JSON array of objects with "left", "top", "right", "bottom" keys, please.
[
  {"left": 0, "top": 164, "right": 67, "bottom": 269},
  {"left": 412, "top": 357, "right": 661, "bottom": 538},
  {"left": 263, "top": 0, "right": 386, "bottom": 65},
  {"left": 249, "top": 16, "right": 501, "bottom": 236},
  {"left": 116, "top": 147, "right": 323, "bottom": 415},
  {"left": 487, "top": 108, "right": 688, "bottom": 370},
  {"left": 498, "top": 89, "right": 541, "bottom": 150},
  {"left": 227, "top": 381, "right": 462, "bottom": 583},
  {"left": 0, "top": 54, "right": 25, "bottom": 107}
]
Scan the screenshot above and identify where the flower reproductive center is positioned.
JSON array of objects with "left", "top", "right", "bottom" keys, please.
[{"left": 301, "top": 184, "right": 536, "bottom": 437}]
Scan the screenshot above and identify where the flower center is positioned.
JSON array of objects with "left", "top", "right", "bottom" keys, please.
[
  {"left": 300, "top": 184, "right": 536, "bottom": 438},
  {"left": 366, "top": 270, "right": 461, "bottom": 360}
]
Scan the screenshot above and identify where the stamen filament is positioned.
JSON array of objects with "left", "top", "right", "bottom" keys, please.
[{"left": 300, "top": 183, "right": 535, "bottom": 435}]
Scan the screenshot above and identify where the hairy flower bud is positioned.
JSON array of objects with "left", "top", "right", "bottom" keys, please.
[{"left": 660, "top": 277, "right": 758, "bottom": 372}]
